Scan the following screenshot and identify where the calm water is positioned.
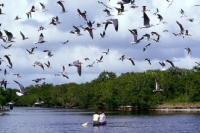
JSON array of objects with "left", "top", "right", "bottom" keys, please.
[{"left": 0, "top": 107, "right": 200, "bottom": 133}]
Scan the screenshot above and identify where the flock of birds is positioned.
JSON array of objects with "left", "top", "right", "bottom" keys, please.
[{"left": 0, "top": 0, "right": 200, "bottom": 109}]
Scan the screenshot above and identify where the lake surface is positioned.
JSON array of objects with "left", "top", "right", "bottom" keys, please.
[{"left": 0, "top": 107, "right": 200, "bottom": 133}]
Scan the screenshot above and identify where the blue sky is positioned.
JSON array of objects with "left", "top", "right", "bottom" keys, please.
[{"left": 0, "top": 0, "right": 200, "bottom": 88}]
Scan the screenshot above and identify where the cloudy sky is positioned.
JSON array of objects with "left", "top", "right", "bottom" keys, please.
[{"left": 0, "top": 0, "right": 200, "bottom": 89}]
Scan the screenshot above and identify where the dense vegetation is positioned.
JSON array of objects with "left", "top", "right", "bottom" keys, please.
[{"left": 1, "top": 66, "right": 200, "bottom": 110}]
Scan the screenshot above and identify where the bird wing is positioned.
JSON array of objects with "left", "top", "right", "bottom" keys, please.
[
  {"left": 129, "top": 30, "right": 137, "bottom": 42},
  {"left": 143, "top": 12, "right": 150, "bottom": 26},
  {"left": 87, "top": 28, "right": 93, "bottom": 39},
  {"left": 38, "top": 33, "right": 44, "bottom": 42},
  {"left": 100, "top": 55, "right": 103, "bottom": 60},
  {"left": 14, "top": 80, "right": 25, "bottom": 93},
  {"left": 111, "top": 19, "right": 118, "bottom": 31},
  {"left": 20, "top": 31, "right": 25, "bottom": 40},
  {"left": 39, "top": 2, "right": 45, "bottom": 9},
  {"left": 4, "top": 55, "right": 12, "bottom": 68},
  {"left": 176, "top": 21, "right": 184, "bottom": 32},
  {"left": 166, "top": 60, "right": 174, "bottom": 67},
  {"left": 77, "top": 65, "right": 81, "bottom": 76},
  {"left": 57, "top": 1, "right": 65, "bottom": 12}
]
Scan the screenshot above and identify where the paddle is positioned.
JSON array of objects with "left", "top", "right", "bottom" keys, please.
[{"left": 82, "top": 122, "right": 89, "bottom": 126}]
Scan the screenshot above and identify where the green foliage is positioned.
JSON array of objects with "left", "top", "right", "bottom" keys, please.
[{"left": 1, "top": 68, "right": 200, "bottom": 110}]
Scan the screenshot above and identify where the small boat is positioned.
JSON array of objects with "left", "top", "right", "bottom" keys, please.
[{"left": 93, "top": 121, "right": 107, "bottom": 126}]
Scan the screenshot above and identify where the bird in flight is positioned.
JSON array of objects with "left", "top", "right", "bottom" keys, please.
[
  {"left": 20, "top": 31, "right": 29, "bottom": 40},
  {"left": 103, "top": 19, "right": 119, "bottom": 32},
  {"left": 39, "top": 2, "right": 49, "bottom": 12},
  {"left": 14, "top": 80, "right": 29, "bottom": 96},
  {"left": 43, "top": 50, "right": 53, "bottom": 58},
  {"left": 69, "top": 60, "right": 82, "bottom": 76},
  {"left": 57, "top": 1, "right": 67, "bottom": 13},
  {"left": 34, "top": 33, "right": 47, "bottom": 44},
  {"left": 26, "top": 47, "right": 37, "bottom": 54},
  {"left": 143, "top": 43, "right": 151, "bottom": 51},
  {"left": 77, "top": 9, "right": 87, "bottom": 21},
  {"left": 128, "top": 29, "right": 144, "bottom": 44},
  {"left": 96, "top": 55, "right": 103, "bottom": 63}
]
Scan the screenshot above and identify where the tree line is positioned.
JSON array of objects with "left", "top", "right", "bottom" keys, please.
[{"left": 1, "top": 66, "right": 200, "bottom": 110}]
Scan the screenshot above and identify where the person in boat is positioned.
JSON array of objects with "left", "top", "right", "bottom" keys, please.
[
  {"left": 99, "top": 111, "right": 106, "bottom": 122},
  {"left": 93, "top": 111, "right": 100, "bottom": 122}
]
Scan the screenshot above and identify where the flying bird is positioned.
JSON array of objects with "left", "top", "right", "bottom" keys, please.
[
  {"left": 176, "top": 21, "right": 184, "bottom": 36},
  {"left": 1, "top": 44, "right": 12, "bottom": 49},
  {"left": 43, "top": 50, "right": 53, "bottom": 58},
  {"left": 180, "top": 9, "right": 187, "bottom": 17},
  {"left": 185, "top": 47, "right": 191, "bottom": 55},
  {"left": 166, "top": 60, "right": 175, "bottom": 67},
  {"left": 159, "top": 62, "right": 166, "bottom": 70},
  {"left": 139, "top": 12, "right": 154, "bottom": 28},
  {"left": 96, "top": 55, "right": 103, "bottom": 63},
  {"left": 103, "top": 8, "right": 114, "bottom": 17},
  {"left": 32, "top": 78, "right": 45, "bottom": 83},
  {"left": 128, "top": 29, "right": 144, "bottom": 44},
  {"left": 60, "top": 40, "right": 69, "bottom": 44},
  {"left": 87, "top": 62, "right": 95, "bottom": 67},
  {"left": 0, "top": 31, "right": 6, "bottom": 42},
  {"left": 33, "top": 61, "right": 44, "bottom": 70},
  {"left": 13, "top": 73, "right": 21, "bottom": 78},
  {"left": 34, "top": 33, "right": 47, "bottom": 44},
  {"left": 145, "top": 58, "right": 151, "bottom": 65},
  {"left": 4, "top": 69, "right": 9, "bottom": 76},
  {"left": 156, "top": 14, "right": 164, "bottom": 25},
  {"left": 26, "top": 11, "right": 32, "bottom": 18},
  {"left": 126, "top": 57, "right": 135, "bottom": 65},
  {"left": 85, "top": 20, "right": 95, "bottom": 28},
  {"left": 4, "top": 55, "right": 12, "bottom": 68},
  {"left": 118, "top": 55, "right": 126, "bottom": 61},
  {"left": 37, "top": 26, "right": 46, "bottom": 32},
  {"left": 69, "top": 60, "right": 82, "bottom": 76},
  {"left": 143, "top": 43, "right": 151, "bottom": 51},
  {"left": 13, "top": 15, "right": 21, "bottom": 20},
  {"left": 77, "top": 9, "right": 87, "bottom": 21},
  {"left": 153, "top": 8, "right": 159, "bottom": 15},
  {"left": 80, "top": 26, "right": 94, "bottom": 39},
  {"left": 0, "top": 8, "right": 6, "bottom": 15},
  {"left": 26, "top": 47, "right": 37, "bottom": 54},
  {"left": 188, "top": 18, "right": 194, "bottom": 22},
  {"left": 39, "top": 2, "right": 49, "bottom": 12},
  {"left": 44, "top": 61, "right": 52, "bottom": 68},
  {"left": 33, "top": 97, "right": 44, "bottom": 106},
  {"left": 153, "top": 79, "right": 164, "bottom": 92},
  {"left": 102, "top": 48, "right": 109, "bottom": 55},
  {"left": 7, "top": 98, "right": 18, "bottom": 110},
  {"left": 100, "top": 31, "right": 108, "bottom": 40},
  {"left": 4, "top": 30, "right": 15, "bottom": 43},
  {"left": 57, "top": 1, "right": 67, "bottom": 13},
  {"left": 59, "top": 66, "right": 67, "bottom": 75},
  {"left": 184, "top": 30, "right": 192, "bottom": 37},
  {"left": 143, "top": 33, "right": 151, "bottom": 41},
  {"left": 0, "top": 79, "right": 8, "bottom": 89},
  {"left": 20, "top": 31, "right": 29, "bottom": 40},
  {"left": 103, "top": 19, "right": 118, "bottom": 32},
  {"left": 14, "top": 80, "right": 29, "bottom": 96},
  {"left": 30, "top": 5, "right": 37, "bottom": 12},
  {"left": 70, "top": 26, "right": 83, "bottom": 36}
]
